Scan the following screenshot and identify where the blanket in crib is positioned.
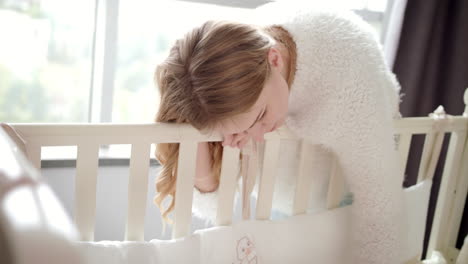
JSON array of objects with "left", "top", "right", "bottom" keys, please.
[
  {"left": 75, "top": 205, "right": 352, "bottom": 264},
  {"left": 74, "top": 180, "right": 432, "bottom": 264}
]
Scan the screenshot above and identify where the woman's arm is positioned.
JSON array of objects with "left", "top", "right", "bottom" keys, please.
[
  {"left": 194, "top": 142, "right": 218, "bottom": 193},
  {"left": 281, "top": 11, "right": 406, "bottom": 262},
  {"left": 192, "top": 142, "right": 242, "bottom": 225}
]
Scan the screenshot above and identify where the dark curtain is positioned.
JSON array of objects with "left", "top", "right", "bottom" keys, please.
[{"left": 392, "top": 0, "right": 468, "bottom": 259}]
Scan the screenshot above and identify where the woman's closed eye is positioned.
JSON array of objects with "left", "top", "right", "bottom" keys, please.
[
  {"left": 250, "top": 109, "right": 268, "bottom": 131},
  {"left": 221, "top": 108, "right": 268, "bottom": 148},
  {"left": 253, "top": 108, "right": 267, "bottom": 129}
]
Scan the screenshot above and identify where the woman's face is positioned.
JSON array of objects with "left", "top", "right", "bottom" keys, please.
[{"left": 216, "top": 47, "right": 289, "bottom": 149}]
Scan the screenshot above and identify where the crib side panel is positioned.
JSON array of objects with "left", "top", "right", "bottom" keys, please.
[
  {"left": 0, "top": 128, "right": 84, "bottom": 264},
  {"left": 448, "top": 133, "right": 468, "bottom": 260},
  {"left": 8, "top": 110, "right": 467, "bottom": 252},
  {"left": 427, "top": 129, "right": 468, "bottom": 260}
]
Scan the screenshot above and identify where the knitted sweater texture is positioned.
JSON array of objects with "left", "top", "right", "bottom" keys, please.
[{"left": 192, "top": 3, "right": 406, "bottom": 263}]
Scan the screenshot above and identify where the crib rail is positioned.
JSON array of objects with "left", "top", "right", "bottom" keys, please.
[{"left": 7, "top": 89, "right": 468, "bottom": 263}]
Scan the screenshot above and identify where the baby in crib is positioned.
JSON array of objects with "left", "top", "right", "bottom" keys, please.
[{"left": 153, "top": 2, "right": 406, "bottom": 263}]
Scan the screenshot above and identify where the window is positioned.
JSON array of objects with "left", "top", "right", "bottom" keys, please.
[
  {"left": 2, "top": 0, "right": 390, "bottom": 161},
  {"left": 0, "top": 0, "right": 95, "bottom": 123},
  {"left": 113, "top": 0, "right": 253, "bottom": 122},
  {"left": 1, "top": 0, "right": 390, "bottom": 125},
  {"left": 114, "top": 0, "right": 389, "bottom": 123}
]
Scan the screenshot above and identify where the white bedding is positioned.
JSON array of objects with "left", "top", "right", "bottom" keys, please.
[
  {"left": 75, "top": 205, "right": 352, "bottom": 264},
  {"left": 73, "top": 179, "right": 432, "bottom": 264}
]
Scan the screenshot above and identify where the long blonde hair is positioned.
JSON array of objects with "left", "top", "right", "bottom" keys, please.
[{"left": 153, "top": 20, "right": 297, "bottom": 228}]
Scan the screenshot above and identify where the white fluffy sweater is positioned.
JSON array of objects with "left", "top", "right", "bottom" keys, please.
[{"left": 192, "top": 2, "right": 407, "bottom": 263}]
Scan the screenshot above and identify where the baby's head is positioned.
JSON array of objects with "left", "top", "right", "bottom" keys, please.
[{"left": 155, "top": 20, "right": 290, "bottom": 145}]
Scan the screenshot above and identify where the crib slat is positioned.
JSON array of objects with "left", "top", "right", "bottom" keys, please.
[
  {"left": 216, "top": 146, "right": 240, "bottom": 226},
  {"left": 326, "top": 157, "right": 345, "bottom": 210},
  {"left": 427, "top": 131, "right": 467, "bottom": 257},
  {"left": 423, "top": 132, "right": 445, "bottom": 182},
  {"left": 417, "top": 133, "right": 436, "bottom": 183},
  {"left": 240, "top": 155, "right": 251, "bottom": 220},
  {"left": 255, "top": 135, "right": 281, "bottom": 220},
  {"left": 447, "top": 132, "right": 468, "bottom": 250},
  {"left": 26, "top": 143, "right": 41, "bottom": 170},
  {"left": 75, "top": 143, "right": 99, "bottom": 241},
  {"left": 394, "top": 116, "right": 466, "bottom": 134},
  {"left": 292, "top": 140, "right": 314, "bottom": 215},
  {"left": 125, "top": 143, "right": 151, "bottom": 241},
  {"left": 397, "top": 133, "right": 412, "bottom": 177},
  {"left": 307, "top": 146, "right": 334, "bottom": 213},
  {"left": 172, "top": 141, "right": 197, "bottom": 239}
]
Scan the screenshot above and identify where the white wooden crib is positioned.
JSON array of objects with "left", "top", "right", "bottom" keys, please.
[{"left": 1, "top": 89, "right": 468, "bottom": 264}]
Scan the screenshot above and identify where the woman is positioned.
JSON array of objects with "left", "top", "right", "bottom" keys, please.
[{"left": 153, "top": 2, "right": 406, "bottom": 263}]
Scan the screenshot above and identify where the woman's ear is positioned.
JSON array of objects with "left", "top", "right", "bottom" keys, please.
[{"left": 267, "top": 47, "right": 284, "bottom": 71}]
